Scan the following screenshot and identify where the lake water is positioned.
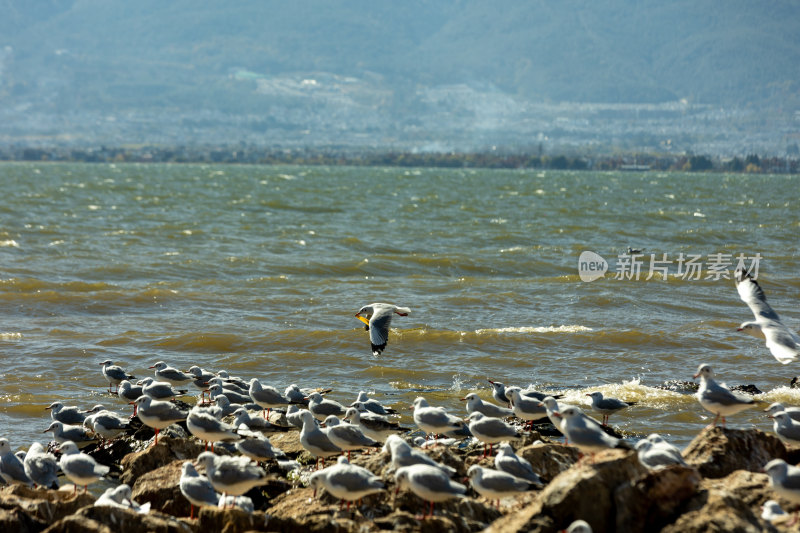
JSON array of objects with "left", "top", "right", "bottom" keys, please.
[{"left": 1, "top": 162, "right": 799, "bottom": 450}]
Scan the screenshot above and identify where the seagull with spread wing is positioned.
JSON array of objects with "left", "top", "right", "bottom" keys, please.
[{"left": 355, "top": 302, "right": 410, "bottom": 356}]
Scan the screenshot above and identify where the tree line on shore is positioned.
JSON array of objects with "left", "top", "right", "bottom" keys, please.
[{"left": 1, "top": 146, "right": 797, "bottom": 173}]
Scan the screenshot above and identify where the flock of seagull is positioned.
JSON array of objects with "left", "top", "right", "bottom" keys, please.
[{"left": 0, "top": 267, "right": 799, "bottom": 530}]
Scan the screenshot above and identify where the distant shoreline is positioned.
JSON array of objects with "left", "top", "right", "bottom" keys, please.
[{"left": 1, "top": 146, "right": 798, "bottom": 174}]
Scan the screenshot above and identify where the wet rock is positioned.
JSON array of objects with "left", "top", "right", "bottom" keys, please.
[
  {"left": 120, "top": 437, "right": 206, "bottom": 486},
  {"left": 730, "top": 384, "right": 762, "bottom": 395},
  {"left": 656, "top": 380, "right": 699, "bottom": 393},
  {"left": 682, "top": 427, "right": 786, "bottom": 479},
  {"left": 0, "top": 485, "right": 95, "bottom": 528},
  {"left": 42, "top": 505, "right": 193, "bottom": 533},
  {"left": 483, "top": 449, "right": 643, "bottom": 533}
]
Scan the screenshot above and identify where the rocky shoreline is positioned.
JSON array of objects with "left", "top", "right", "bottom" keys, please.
[{"left": 2, "top": 421, "right": 799, "bottom": 533}]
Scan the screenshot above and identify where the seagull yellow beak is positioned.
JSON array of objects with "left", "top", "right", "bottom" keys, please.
[{"left": 356, "top": 316, "right": 370, "bottom": 326}]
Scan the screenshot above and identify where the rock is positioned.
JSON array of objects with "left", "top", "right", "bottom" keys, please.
[
  {"left": 614, "top": 465, "right": 702, "bottom": 532},
  {"left": 43, "top": 505, "right": 194, "bottom": 533},
  {"left": 659, "top": 487, "right": 771, "bottom": 533},
  {"left": 682, "top": 427, "right": 787, "bottom": 479},
  {"left": 195, "top": 507, "right": 273, "bottom": 533},
  {"left": 0, "top": 485, "right": 95, "bottom": 527},
  {"left": 0, "top": 507, "right": 46, "bottom": 533},
  {"left": 120, "top": 437, "right": 206, "bottom": 486},
  {"left": 266, "top": 431, "right": 304, "bottom": 457},
  {"left": 130, "top": 459, "right": 186, "bottom": 516},
  {"left": 483, "top": 449, "right": 643, "bottom": 533},
  {"left": 518, "top": 443, "right": 581, "bottom": 482}
]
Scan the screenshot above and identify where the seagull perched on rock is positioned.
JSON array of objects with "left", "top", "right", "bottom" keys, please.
[
  {"left": 43, "top": 421, "right": 96, "bottom": 447},
  {"left": 186, "top": 405, "right": 240, "bottom": 451},
  {"left": 99, "top": 360, "right": 135, "bottom": 394},
  {"left": 344, "top": 407, "right": 404, "bottom": 443},
  {"left": 194, "top": 452, "right": 268, "bottom": 506},
  {"left": 764, "top": 458, "right": 800, "bottom": 508},
  {"left": 149, "top": 361, "right": 194, "bottom": 387},
  {"left": 45, "top": 401, "right": 86, "bottom": 426},
  {"left": 554, "top": 406, "right": 631, "bottom": 461},
  {"left": 308, "top": 456, "right": 384, "bottom": 510},
  {"left": 506, "top": 387, "right": 547, "bottom": 428},
  {"left": 58, "top": 441, "right": 109, "bottom": 494},
  {"left": 0, "top": 438, "right": 33, "bottom": 486},
  {"left": 382, "top": 434, "right": 456, "bottom": 476},
  {"left": 734, "top": 267, "right": 799, "bottom": 364},
  {"left": 394, "top": 464, "right": 466, "bottom": 519},
  {"left": 586, "top": 391, "right": 635, "bottom": 426},
  {"left": 635, "top": 434, "right": 686, "bottom": 470},
  {"left": 248, "top": 378, "right": 290, "bottom": 419},
  {"left": 298, "top": 410, "right": 342, "bottom": 469},
  {"left": 355, "top": 302, "right": 410, "bottom": 356},
  {"left": 466, "top": 412, "right": 521, "bottom": 457},
  {"left": 232, "top": 407, "right": 289, "bottom": 433},
  {"left": 138, "top": 377, "right": 187, "bottom": 400},
  {"left": 235, "top": 426, "right": 286, "bottom": 463},
  {"left": 768, "top": 411, "right": 800, "bottom": 447},
  {"left": 23, "top": 442, "right": 59, "bottom": 489},
  {"left": 306, "top": 392, "right": 347, "bottom": 422},
  {"left": 466, "top": 464, "right": 540, "bottom": 507},
  {"left": 693, "top": 363, "right": 756, "bottom": 427},
  {"left": 323, "top": 415, "right": 380, "bottom": 458},
  {"left": 765, "top": 402, "right": 800, "bottom": 423},
  {"left": 461, "top": 393, "right": 513, "bottom": 418},
  {"left": 180, "top": 461, "right": 220, "bottom": 519},
  {"left": 412, "top": 397, "right": 462, "bottom": 438},
  {"left": 494, "top": 442, "right": 543, "bottom": 484},
  {"left": 132, "top": 395, "right": 188, "bottom": 446},
  {"left": 351, "top": 391, "right": 396, "bottom": 415}
]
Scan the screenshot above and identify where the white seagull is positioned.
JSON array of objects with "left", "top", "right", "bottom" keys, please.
[
  {"left": 693, "top": 364, "right": 756, "bottom": 427},
  {"left": 355, "top": 302, "right": 410, "bottom": 355},
  {"left": 734, "top": 267, "right": 799, "bottom": 364}
]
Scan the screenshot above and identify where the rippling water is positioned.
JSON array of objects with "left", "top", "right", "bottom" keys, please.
[{"left": 1, "top": 162, "right": 798, "bottom": 449}]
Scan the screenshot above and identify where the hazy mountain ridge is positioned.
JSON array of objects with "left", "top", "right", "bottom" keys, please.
[{"left": 0, "top": 1, "right": 798, "bottom": 154}]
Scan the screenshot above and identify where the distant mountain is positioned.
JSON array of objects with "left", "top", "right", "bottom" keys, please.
[{"left": 1, "top": 0, "right": 798, "bottom": 153}]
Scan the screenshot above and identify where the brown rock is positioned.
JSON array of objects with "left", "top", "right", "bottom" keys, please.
[
  {"left": 0, "top": 507, "right": 46, "bottom": 533},
  {"left": 614, "top": 465, "right": 702, "bottom": 532},
  {"left": 120, "top": 436, "right": 206, "bottom": 486},
  {"left": 265, "top": 431, "right": 304, "bottom": 457},
  {"left": 659, "top": 488, "right": 772, "bottom": 533},
  {"left": 195, "top": 507, "right": 273, "bottom": 533},
  {"left": 130, "top": 459, "right": 187, "bottom": 516},
  {"left": 0, "top": 485, "right": 95, "bottom": 526},
  {"left": 682, "top": 427, "right": 787, "bottom": 479},
  {"left": 483, "top": 449, "right": 643, "bottom": 533},
  {"left": 43, "top": 505, "right": 195, "bottom": 533},
  {"left": 518, "top": 442, "right": 581, "bottom": 482}
]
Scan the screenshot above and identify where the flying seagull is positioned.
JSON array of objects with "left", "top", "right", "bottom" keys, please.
[{"left": 355, "top": 302, "right": 410, "bottom": 355}]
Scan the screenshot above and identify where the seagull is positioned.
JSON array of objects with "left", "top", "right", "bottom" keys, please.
[
  {"left": 488, "top": 380, "right": 559, "bottom": 406},
  {"left": 382, "top": 434, "right": 456, "bottom": 476},
  {"left": 693, "top": 364, "right": 756, "bottom": 427},
  {"left": 765, "top": 402, "right": 800, "bottom": 423},
  {"left": 194, "top": 451, "right": 268, "bottom": 503},
  {"left": 466, "top": 464, "right": 539, "bottom": 507},
  {"left": 734, "top": 267, "right": 799, "bottom": 364},
  {"left": 323, "top": 415, "right": 380, "bottom": 458},
  {"left": 208, "top": 383, "right": 254, "bottom": 406},
  {"left": 761, "top": 499, "right": 788, "bottom": 523},
  {"left": 99, "top": 360, "right": 135, "bottom": 394},
  {"left": 285, "top": 405, "right": 307, "bottom": 429},
  {"left": 0, "top": 438, "right": 33, "bottom": 486},
  {"left": 466, "top": 412, "right": 521, "bottom": 457},
  {"left": 308, "top": 456, "right": 384, "bottom": 510},
  {"left": 413, "top": 436, "right": 458, "bottom": 449},
  {"left": 149, "top": 361, "right": 194, "bottom": 387},
  {"left": 494, "top": 442, "right": 543, "bottom": 484},
  {"left": 132, "top": 395, "right": 188, "bottom": 445},
  {"left": 764, "top": 458, "right": 800, "bottom": 508},
  {"left": 95, "top": 484, "right": 150, "bottom": 513},
  {"left": 538, "top": 396, "right": 569, "bottom": 442},
  {"left": 43, "top": 420, "right": 96, "bottom": 447},
  {"left": 298, "top": 410, "right": 342, "bottom": 469},
  {"left": 23, "top": 442, "right": 59, "bottom": 489},
  {"left": 635, "top": 436, "right": 686, "bottom": 470},
  {"left": 45, "top": 401, "right": 86, "bottom": 426},
  {"left": 138, "top": 377, "right": 188, "bottom": 400},
  {"left": 186, "top": 365, "right": 216, "bottom": 403},
  {"left": 461, "top": 393, "right": 513, "bottom": 418},
  {"left": 306, "top": 392, "right": 347, "bottom": 422},
  {"left": 355, "top": 302, "right": 410, "bottom": 355},
  {"left": 768, "top": 411, "right": 800, "bottom": 447},
  {"left": 394, "top": 464, "right": 466, "bottom": 519},
  {"left": 232, "top": 407, "right": 290, "bottom": 433},
  {"left": 58, "top": 440, "right": 109, "bottom": 494},
  {"left": 213, "top": 395, "right": 243, "bottom": 417},
  {"left": 186, "top": 405, "right": 240, "bottom": 451},
  {"left": 562, "top": 520, "right": 594, "bottom": 533},
  {"left": 554, "top": 406, "right": 631, "bottom": 461},
  {"left": 344, "top": 407, "right": 404, "bottom": 442},
  {"left": 235, "top": 425, "right": 286, "bottom": 463},
  {"left": 585, "top": 391, "right": 635, "bottom": 426},
  {"left": 217, "top": 495, "right": 254, "bottom": 513},
  {"left": 506, "top": 387, "right": 547, "bottom": 428},
  {"left": 117, "top": 380, "right": 145, "bottom": 415},
  {"left": 83, "top": 406, "right": 130, "bottom": 444},
  {"left": 351, "top": 391, "right": 396, "bottom": 415},
  {"left": 180, "top": 461, "right": 220, "bottom": 519},
  {"left": 249, "top": 378, "right": 290, "bottom": 419},
  {"left": 411, "top": 397, "right": 462, "bottom": 438}
]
